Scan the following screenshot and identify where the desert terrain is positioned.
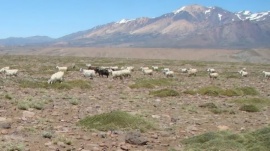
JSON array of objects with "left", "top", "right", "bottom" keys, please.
[
  {"left": 1, "top": 47, "right": 270, "bottom": 64},
  {"left": 0, "top": 48, "right": 270, "bottom": 151}
]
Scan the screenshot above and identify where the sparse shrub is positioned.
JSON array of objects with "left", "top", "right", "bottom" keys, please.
[
  {"left": 1, "top": 142, "right": 25, "bottom": 151},
  {"left": 17, "top": 101, "right": 30, "bottom": 110},
  {"left": 54, "top": 135, "right": 72, "bottom": 145},
  {"left": 239, "top": 104, "right": 260, "bottom": 112},
  {"left": 186, "top": 86, "right": 259, "bottom": 97},
  {"left": 183, "top": 90, "right": 197, "bottom": 95},
  {"left": 149, "top": 89, "right": 179, "bottom": 97},
  {"left": 198, "top": 86, "right": 223, "bottom": 96},
  {"left": 69, "top": 99, "right": 79, "bottom": 105},
  {"left": 17, "top": 99, "right": 45, "bottom": 110},
  {"left": 233, "top": 97, "right": 270, "bottom": 111},
  {"left": 237, "top": 87, "right": 259, "bottom": 96},
  {"left": 129, "top": 78, "right": 172, "bottom": 89},
  {"left": 31, "top": 101, "right": 45, "bottom": 110},
  {"left": 5, "top": 94, "right": 12, "bottom": 100},
  {"left": 42, "top": 131, "right": 53, "bottom": 139},
  {"left": 78, "top": 110, "right": 154, "bottom": 132},
  {"left": 210, "top": 108, "right": 227, "bottom": 114},
  {"left": 221, "top": 89, "right": 243, "bottom": 97},
  {"left": 19, "top": 79, "right": 91, "bottom": 90},
  {"left": 199, "top": 103, "right": 218, "bottom": 109}
]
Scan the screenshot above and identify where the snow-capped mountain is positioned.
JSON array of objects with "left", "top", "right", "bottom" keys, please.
[{"left": 1, "top": 4, "right": 270, "bottom": 48}]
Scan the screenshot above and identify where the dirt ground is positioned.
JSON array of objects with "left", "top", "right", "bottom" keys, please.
[
  {"left": 1, "top": 47, "right": 270, "bottom": 64},
  {"left": 0, "top": 52, "right": 270, "bottom": 150}
]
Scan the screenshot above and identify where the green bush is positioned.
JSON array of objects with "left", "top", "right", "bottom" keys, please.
[
  {"left": 182, "top": 126, "right": 270, "bottom": 151},
  {"left": 199, "top": 103, "right": 218, "bottom": 109},
  {"left": 149, "top": 89, "right": 179, "bottom": 97},
  {"left": 197, "top": 86, "right": 223, "bottom": 96},
  {"left": 185, "top": 86, "right": 259, "bottom": 97},
  {"left": 19, "top": 79, "right": 91, "bottom": 90},
  {"left": 239, "top": 104, "right": 260, "bottom": 112},
  {"left": 129, "top": 78, "right": 172, "bottom": 89},
  {"left": 78, "top": 110, "right": 154, "bottom": 132}
]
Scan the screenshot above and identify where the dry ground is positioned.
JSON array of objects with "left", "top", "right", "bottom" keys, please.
[
  {"left": 0, "top": 54, "right": 270, "bottom": 151},
  {"left": 0, "top": 47, "right": 270, "bottom": 63}
]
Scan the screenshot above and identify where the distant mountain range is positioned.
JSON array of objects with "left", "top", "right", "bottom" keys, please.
[{"left": 1, "top": 4, "right": 270, "bottom": 49}]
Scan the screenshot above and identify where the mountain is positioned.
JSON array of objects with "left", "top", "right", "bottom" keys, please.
[
  {"left": 1, "top": 4, "right": 270, "bottom": 48},
  {"left": 0, "top": 36, "right": 54, "bottom": 46}
]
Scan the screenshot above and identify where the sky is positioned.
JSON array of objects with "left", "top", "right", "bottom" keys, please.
[{"left": 0, "top": 0, "right": 269, "bottom": 39}]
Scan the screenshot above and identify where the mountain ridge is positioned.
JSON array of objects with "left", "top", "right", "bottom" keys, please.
[{"left": 1, "top": 4, "right": 270, "bottom": 49}]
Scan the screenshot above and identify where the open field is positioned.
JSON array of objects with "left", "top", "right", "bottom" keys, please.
[
  {"left": 0, "top": 55, "right": 270, "bottom": 150},
  {"left": 1, "top": 47, "right": 270, "bottom": 63}
]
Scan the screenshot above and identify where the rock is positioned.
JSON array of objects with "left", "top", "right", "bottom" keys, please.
[
  {"left": 0, "top": 121, "right": 11, "bottom": 129},
  {"left": 120, "top": 144, "right": 130, "bottom": 151},
  {"left": 125, "top": 131, "right": 148, "bottom": 145},
  {"left": 22, "top": 111, "right": 35, "bottom": 119},
  {"left": 217, "top": 125, "right": 229, "bottom": 131},
  {"left": 151, "top": 115, "right": 160, "bottom": 119},
  {"left": 57, "top": 141, "right": 66, "bottom": 148}
]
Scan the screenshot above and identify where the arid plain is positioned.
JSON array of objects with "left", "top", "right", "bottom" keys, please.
[{"left": 0, "top": 47, "right": 270, "bottom": 150}]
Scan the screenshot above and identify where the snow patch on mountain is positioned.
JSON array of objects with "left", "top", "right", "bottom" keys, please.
[
  {"left": 218, "top": 14, "right": 222, "bottom": 21},
  {"left": 116, "top": 19, "right": 135, "bottom": 24},
  {"left": 173, "top": 6, "right": 186, "bottom": 14}
]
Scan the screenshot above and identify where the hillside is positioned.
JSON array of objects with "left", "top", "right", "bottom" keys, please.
[{"left": 0, "top": 4, "right": 270, "bottom": 49}]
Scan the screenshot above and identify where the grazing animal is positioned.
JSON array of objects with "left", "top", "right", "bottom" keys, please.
[
  {"left": 209, "top": 72, "right": 219, "bottom": 79},
  {"left": 238, "top": 70, "right": 248, "bottom": 77},
  {"left": 86, "top": 64, "right": 91, "bottom": 68},
  {"left": 110, "top": 66, "right": 119, "bottom": 71},
  {"left": 140, "top": 67, "right": 149, "bottom": 72},
  {"left": 56, "top": 66, "right": 68, "bottom": 72},
  {"left": 112, "top": 70, "right": 124, "bottom": 79},
  {"left": 188, "top": 68, "right": 197, "bottom": 77},
  {"left": 162, "top": 68, "right": 170, "bottom": 74},
  {"left": 3, "top": 69, "right": 18, "bottom": 77},
  {"left": 263, "top": 71, "right": 270, "bottom": 79},
  {"left": 152, "top": 66, "right": 159, "bottom": 71},
  {"left": 207, "top": 68, "right": 215, "bottom": 73},
  {"left": 95, "top": 68, "right": 110, "bottom": 78},
  {"left": 181, "top": 68, "right": 188, "bottom": 73},
  {"left": 165, "top": 71, "right": 174, "bottom": 78},
  {"left": 143, "top": 69, "right": 153, "bottom": 75},
  {"left": 121, "top": 69, "right": 131, "bottom": 77},
  {"left": 80, "top": 68, "right": 96, "bottom": 79},
  {"left": 0, "top": 67, "right": 10, "bottom": 73},
  {"left": 48, "top": 71, "right": 64, "bottom": 84}
]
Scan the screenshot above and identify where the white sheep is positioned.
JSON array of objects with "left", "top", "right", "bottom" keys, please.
[
  {"left": 143, "top": 69, "right": 153, "bottom": 75},
  {"left": 3, "top": 69, "right": 18, "bottom": 77},
  {"left": 121, "top": 69, "right": 131, "bottom": 77},
  {"left": 181, "top": 68, "right": 188, "bottom": 73},
  {"left": 56, "top": 66, "right": 68, "bottom": 72},
  {"left": 48, "top": 71, "right": 64, "bottom": 84},
  {"left": 80, "top": 68, "right": 95, "bottom": 79},
  {"left": 86, "top": 64, "right": 91, "bottom": 68},
  {"left": 112, "top": 70, "right": 124, "bottom": 79},
  {"left": 207, "top": 68, "right": 215, "bottom": 73},
  {"left": 165, "top": 71, "right": 174, "bottom": 78},
  {"left": 263, "top": 71, "right": 270, "bottom": 79},
  {"left": 126, "top": 66, "right": 134, "bottom": 71},
  {"left": 162, "top": 68, "right": 170, "bottom": 74},
  {"left": 140, "top": 67, "right": 149, "bottom": 71},
  {"left": 0, "top": 67, "right": 10, "bottom": 73},
  {"left": 110, "top": 66, "right": 119, "bottom": 71},
  {"left": 239, "top": 70, "right": 248, "bottom": 77},
  {"left": 152, "top": 66, "right": 159, "bottom": 71},
  {"left": 209, "top": 72, "right": 219, "bottom": 79},
  {"left": 188, "top": 68, "right": 197, "bottom": 77}
]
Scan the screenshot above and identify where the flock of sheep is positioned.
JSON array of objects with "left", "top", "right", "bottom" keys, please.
[{"left": 0, "top": 64, "right": 270, "bottom": 84}]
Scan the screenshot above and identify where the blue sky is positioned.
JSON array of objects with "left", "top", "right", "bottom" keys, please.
[{"left": 0, "top": 0, "right": 269, "bottom": 39}]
